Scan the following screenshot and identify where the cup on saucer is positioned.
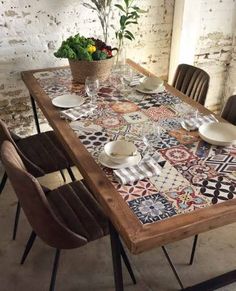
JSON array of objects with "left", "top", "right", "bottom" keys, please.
[
  {"left": 104, "top": 140, "right": 138, "bottom": 164},
  {"left": 142, "top": 76, "right": 164, "bottom": 91}
]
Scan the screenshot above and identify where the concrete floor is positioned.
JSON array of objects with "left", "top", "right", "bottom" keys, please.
[{"left": 1, "top": 167, "right": 236, "bottom": 291}]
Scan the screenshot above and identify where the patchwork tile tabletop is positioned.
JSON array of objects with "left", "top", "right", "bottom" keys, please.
[{"left": 35, "top": 68, "right": 236, "bottom": 225}]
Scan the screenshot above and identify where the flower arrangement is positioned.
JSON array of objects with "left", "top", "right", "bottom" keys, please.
[{"left": 54, "top": 34, "right": 116, "bottom": 61}]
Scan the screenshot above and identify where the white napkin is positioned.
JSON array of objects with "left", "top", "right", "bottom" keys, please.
[
  {"left": 183, "top": 114, "right": 218, "bottom": 130},
  {"left": 113, "top": 157, "right": 162, "bottom": 185},
  {"left": 60, "top": 104, "right": 96, "bottom": 121}
]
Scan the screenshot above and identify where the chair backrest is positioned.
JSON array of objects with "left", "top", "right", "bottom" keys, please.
[
  {"left": 221, "top": 95, "right": 236, "bottom": 125},
  {"left": 172, "top": 64, "right": 210, "bottom": 105},
  {"left": 1, "top": 141, "right": 87, "bottom": 249},
  {"left": 0, "top": 119, "right": 44, "bottom": 176}
]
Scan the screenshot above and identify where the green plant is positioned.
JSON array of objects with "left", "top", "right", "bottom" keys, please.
[
  {"left": 54, "top": 34, "right": 114, "bottom": 61},
  {"left": 115, "top": 0, "right": 146, "bottom": 51},
  {"left": 83, "top": 0, "right": 113, "bottom": 44}
]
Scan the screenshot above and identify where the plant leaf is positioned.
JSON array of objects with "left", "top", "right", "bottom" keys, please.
[
  {"left": 125, "top": 30, "right": 135, "bottom": 39},
  {"left": 114, "top": 4, "right": 126, "bottom": 12}
]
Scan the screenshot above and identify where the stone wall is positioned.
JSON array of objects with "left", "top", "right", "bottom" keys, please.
[
  {"left": 194, "top": 0, "right": 236, "bottom": 113},
  {"left": 0, "top": 0, "right": 174, "bottom": 135}
]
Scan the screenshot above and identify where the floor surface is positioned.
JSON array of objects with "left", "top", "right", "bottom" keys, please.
[{"left": 1, "top": 166, "right": 236, "bottom": 291}]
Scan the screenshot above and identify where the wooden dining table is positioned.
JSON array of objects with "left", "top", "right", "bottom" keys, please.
[{"left": 21, "top": 59, "right": 236, "bottom": 291}]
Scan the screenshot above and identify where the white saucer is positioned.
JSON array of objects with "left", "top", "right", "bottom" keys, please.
[
  {"left": 98, "top": 151, "right": 142, "bottom": 169},
  {"left": 52, "top": 94, "right": 85, "bottom": 108},
  {"left": 136, "top": 83, "right": 165, "bottom": 94},
  {"left": 199, "top": 122, "right": 236, "bottom": 146}
]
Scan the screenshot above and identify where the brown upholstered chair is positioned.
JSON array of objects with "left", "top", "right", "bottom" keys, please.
[
  {"left": 221, "top": 95, "right": 236, "bottom": 125},
  {"left": 0, "top": 119, "right": 75, "bottom": 239},
  {"left": 172, "top": 64, "right": 210, "bottom": 105},
  {"left": 1, "top": 141, "right": 136, "bottom": 291}
]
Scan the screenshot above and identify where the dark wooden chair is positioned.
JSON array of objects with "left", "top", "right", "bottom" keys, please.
[
  {"left": 0, "top": 119, "right": 75, "bottom": 240},
  {"left": 1, "top": 140, "right": 136, "bottom": 291},
  {"left": 189, "top": 95, "right": 236, "bottom": 266},
  {"left": 221, "top": 95, "right": 236, "bottom": 125},
  {"left": 172, "top": 64, "right": 210, "bottom": 105}
]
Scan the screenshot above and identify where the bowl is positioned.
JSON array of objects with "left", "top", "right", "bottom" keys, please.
[
  {"left": 199, "top": 122, "right": 236, "bottom": 146},
  {"left": 142, "top": 76, "right": 164, "bottom": 91},
  {"left": 104, "top": 140, "right": 138, "bottom": 164}
]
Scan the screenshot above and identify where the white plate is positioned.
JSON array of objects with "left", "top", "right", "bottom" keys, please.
[
  {"left": 199, "top": 122, "right": 236, "bottom": 146},
  {"left": 136, "top": 83, "right": 165, "bottom": 94},
  {"left": 98, "top": 151, "right": 142, "bottom": 169},
  {"left": 52, "top": 94, "right": 85, "bottom": 108}
]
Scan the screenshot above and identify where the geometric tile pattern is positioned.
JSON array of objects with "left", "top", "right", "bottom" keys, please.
[
  {"left": 144, "top": 105, "right": 176, "bottom": 122},
  {"left": 150, "top": 161, "right": 189, "bottom": 193},
  {"left": 36, "top": 67, "right": 236, "bottom": 225},
  {"left": 204, "top": 154, "right": 236, "bottom": 177},
  {"left": 195, "top": 176, "right": 236, "bottom": 204},
  {"left": 128, "top": 193, "right": 177, "bottom": 224},
  {"left": 175, "top": 159, "right": 218, "bottom": 185},
  {"left": 159, "top": 145, "right": 198, "bottom": 166},
  {"left": 158, "top": 117, "right": 183, "bottom": 131},
  {"left": 164, "top": 185, "right": 210, "bottom": 214},
  {"left": 112, "top": 179, "right": 159, "bottom": 202}
]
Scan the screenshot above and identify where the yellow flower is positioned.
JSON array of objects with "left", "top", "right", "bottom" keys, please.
[{"left": 87, "top": 45, "right": 96, "bottom": 54}]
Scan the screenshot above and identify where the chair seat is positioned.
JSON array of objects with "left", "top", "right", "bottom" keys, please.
[
  {"left": 47, "top": 180, "right": 109, "bottom": 243},
  {"left": 16, "top": 131, "right": 74, "bottom": 176}
]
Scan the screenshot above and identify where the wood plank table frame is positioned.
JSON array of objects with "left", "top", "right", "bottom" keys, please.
[{"left": 21, "top": 59, "right": 236, "bottom": 291}]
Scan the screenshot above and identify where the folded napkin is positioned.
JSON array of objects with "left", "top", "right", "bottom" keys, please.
[
  {"left": 113, "top": 156, "right": 162, "bottom": 185},
  {"left": 184, "top": 114, "right": 218, "bottom": 130},
  {"left": 60, "top": 104, "right": 96, "bottom": 121}
]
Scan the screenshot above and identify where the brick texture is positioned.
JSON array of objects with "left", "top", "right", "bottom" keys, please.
[{"left": 0, "top": 0, "right": 174, "bottom": 135}]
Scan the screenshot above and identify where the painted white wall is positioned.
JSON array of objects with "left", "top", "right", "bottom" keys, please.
[
  {"left": 169, "top": 0, "right": 236, "bottom": 113},
  {"left": 168, "top": 0, "right": 201, "bottom": 83}
]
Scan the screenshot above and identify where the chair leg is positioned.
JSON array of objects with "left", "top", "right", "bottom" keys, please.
[
  {"left": 20, "top": 231, "right": 37, "bottom": 265},
  {"left": 161, "top": 246, "right": 184, "bottom": 290},
  {"left": 189, "top": 235, "right": 199, "bottom": 265},
  {"left": 59, "top": 169, "right": 66, "bottom": 182},
  {"left": 66, "top": 167, "right": 76, "bottom": 182},
  {"left": 109, "top": 222, "right": 124, "bottom": 291},
  {"left": 0, "top": 171, "right": 8, "bottom": 194},
  {"left": 12, "top": 201, "right": 21, "bottom": 240},
  {"left": 49, "top": 249, "right": 61, "bottom": 291},
  {"left": 119, "top": 241, "right": 136, "bottom": 284}
]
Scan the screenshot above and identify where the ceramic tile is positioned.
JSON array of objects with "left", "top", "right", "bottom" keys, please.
[
  {"left": 128, "top": 193, "right": 177, "bottom": 224},
  {"left": 112, "top": 179, "right": 159, "bottom": 202},
  {"left": 175, "top": 158, "right": 218, "bottom": 185},
  {"left": 169, "top": 129, "right": 199, "bottom": 145},
  {"left": 144, "top": 105, "right": 176, "bottom": 122},
  {"left": 171, "top": 102, "right": 196, "bottom": 116},
  {"left": 150, "top": 161, "right": 189, "bottom": 192},
  {"left": 111, "top": 101, "right": 139, "bottom": 114},
  {"left": 159, "top": 145, "right": 197, "bottom": 165},
  {"left": 204, "top": 153, "right": 236, "bottom": 182},
  {"left": 77, "top": 131, "right": 110, "bottom": 149},
  {"left": 195, "top": 176, "right": 236, "bottom": 204},
  {"left": 164, "top": 185, "right": 211, "bottom": 214},
  {"left": 158, "top": 117, "right": 183, "bottom": 131},
  {"left": 123, "top": 111, "right": 149, "bottom": 124}
]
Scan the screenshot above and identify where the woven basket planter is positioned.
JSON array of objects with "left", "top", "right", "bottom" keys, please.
[{"left": 68, "top": 57, "right": 115, "bottom": 83}]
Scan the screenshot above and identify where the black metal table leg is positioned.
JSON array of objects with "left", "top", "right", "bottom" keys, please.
[
  {"left": 30, "top": 94, "right": 41, "bottom": 133},
  {"left": 109, "top": 222, "right": 124, "bottom": 291},
  {"left": 189, "top": 235, "right": 198, "bottom": 265}
]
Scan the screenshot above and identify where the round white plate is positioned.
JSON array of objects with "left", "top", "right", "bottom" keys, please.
[
  {"left": 98, "top": 151, "right": 141, "bottom": 169},
  {"left": 136, "top": 83, "right": 165, "bottom": 94},
  {"left": 199, "top": 122, "right": 236, "bottom": 146},
  {"left": 52, "top": 94, "right": 85, "bottom": 108}
]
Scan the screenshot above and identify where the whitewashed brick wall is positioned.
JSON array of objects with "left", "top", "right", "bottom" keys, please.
[
  {"left": 194, "top": 0, "right": 236, "bottom": 113},
  {"left": 0, "top": 0, "right": 174, "bottom": 135}
]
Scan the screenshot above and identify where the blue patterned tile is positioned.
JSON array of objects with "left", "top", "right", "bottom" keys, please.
[{"left": 128, "top": 194, "right": 177, "bottom": 224}]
